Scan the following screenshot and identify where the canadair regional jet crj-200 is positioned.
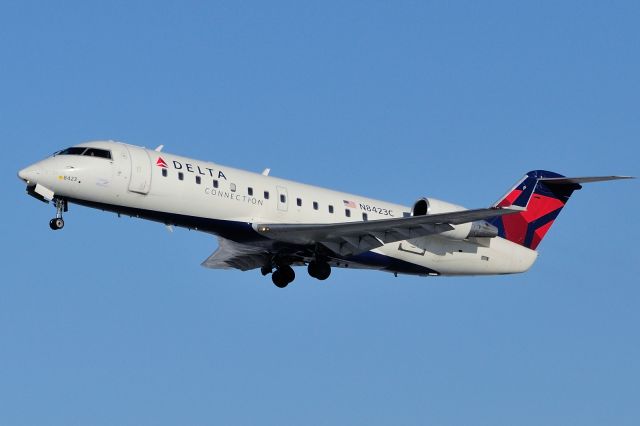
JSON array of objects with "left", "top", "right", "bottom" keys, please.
[{"left": 18, "top": 141, "right": 632, "bottom": 288}]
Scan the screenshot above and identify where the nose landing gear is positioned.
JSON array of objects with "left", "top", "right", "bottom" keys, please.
[
  {"left": 49, "top": 217, "right": 64, "bottom": 230},
  {"left": 49, "top": 198, "right": 67, "bottom": 230}
]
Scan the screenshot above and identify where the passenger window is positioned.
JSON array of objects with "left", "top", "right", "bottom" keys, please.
[
  {"left": 162, "top": 168, "right": 167, "bottom": 177},
  {"left": 362, "top": 213, "right": 368, "bottom": 221},
  {"left": 280, "top": 194, "right": 286, "bottom": 203},
  {"left": 264, "top": 191, "right": 270, "bottom": 200},
  {"left": 296, "top": 198, "right": 302, "bottom": 207},
  {"left": 213, "top": 180, "right": 219, "bottom": 188},
  {"left": 313, "top": 201, "right": 319, "bottom": 210},
  {"left": 230, "top": 183, "right": 236, "bottom": 192},
  {"left": 345, "top": 209, "right": 351, "bottom": 217},
  {"left": 328, "top": 205, "right": 334, "bottom": 214},
  {"left": 248, "top": 187, "right": 253, "bottom": 196},
  {"left": 195, "top": 176, "right": 201, "bottom": 184},
  {"left": 178, "top": 172, "right": 184, "bottom": 181}
]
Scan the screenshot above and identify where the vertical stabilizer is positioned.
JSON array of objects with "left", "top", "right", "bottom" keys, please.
[{"left": 489, "top": 170, "right": 581, "bottom": 250}]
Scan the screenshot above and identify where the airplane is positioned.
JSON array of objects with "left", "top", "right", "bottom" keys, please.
[{"left": 17, "top": 140, "right": 632, "bottom": 288}]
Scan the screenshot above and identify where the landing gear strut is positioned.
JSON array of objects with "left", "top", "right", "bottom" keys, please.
[
  {"left": 271, "top": 265, "right": 295, "bottom": 288},
  {"left": 49, "top": 198, "right": 67, "bottom": 230},
  {"left": 308, "top": 260, "right": 331, "bottom": 281}
]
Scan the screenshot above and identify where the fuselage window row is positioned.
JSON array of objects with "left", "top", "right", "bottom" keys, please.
[{"left": 160, "top": 169, "right": 351, "bottom": 219}]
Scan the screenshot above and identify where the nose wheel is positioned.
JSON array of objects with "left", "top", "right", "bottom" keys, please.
[
  {"left": 49, "top": 218, "right": 64, "bottom": 230},
  {"left": 49, "top": 198, "right": 67, "bottom": 230}
]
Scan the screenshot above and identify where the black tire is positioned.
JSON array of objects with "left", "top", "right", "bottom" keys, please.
[
  {"left": 308, "top": 261, "right": 331, "bottom": 280},
  {"left": 49, "top": 219, "right": 57, "bottom": 230},
  {"left": 280, "top": 265, "right": 295, "bottom": 284},
  {"left": 308, "top": 261, "right": 319, "bottom": 278},
  {"left": 271, "top": 270, "right": 289, "bottom": 288},
  {"left": 315, "top": 262, "right": 331, "bottom": 281}
]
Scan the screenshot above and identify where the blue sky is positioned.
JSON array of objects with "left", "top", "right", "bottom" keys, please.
[{"left": 1, "top": 1, "right": 639, "bottom": 425}]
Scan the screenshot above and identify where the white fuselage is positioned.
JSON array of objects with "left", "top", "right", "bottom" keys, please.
[{"left": 18, "top": 141, "right": 538, "bottom": 277}]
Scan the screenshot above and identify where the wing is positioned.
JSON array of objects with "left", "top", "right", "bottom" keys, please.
[
  {"left": 201, "top": 237, "right": 271, "bottom": 271},
  {"left": 254, "top": 207, "right": 519, "bottom": 256}
]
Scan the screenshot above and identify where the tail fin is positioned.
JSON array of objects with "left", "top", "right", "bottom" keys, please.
[{"left": 489, "top": 170, "right": 632, "bottom": 250}]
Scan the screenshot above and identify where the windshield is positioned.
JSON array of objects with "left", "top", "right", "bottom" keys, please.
[
  {"left": 55, "top": 147, "right": 112, "bottom": 160},
  {"left": 57, "top": 147, "right": 87, "bottom": 156}
]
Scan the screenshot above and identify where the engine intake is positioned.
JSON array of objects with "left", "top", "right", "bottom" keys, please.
[{"left": 412, "top": 198, "right": 430, "bottom": 216}]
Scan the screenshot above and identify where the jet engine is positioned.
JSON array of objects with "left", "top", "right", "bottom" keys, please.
[{"left": 411, "top": 197, "right": 498, "bottom": 239}]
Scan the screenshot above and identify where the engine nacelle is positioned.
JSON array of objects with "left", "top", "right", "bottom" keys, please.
[
  {"left": 411, "top": 197, "right": 498, "bottom": 240},
  {"left": 411, "top": 197, "right": 466, "bottom": 216}
]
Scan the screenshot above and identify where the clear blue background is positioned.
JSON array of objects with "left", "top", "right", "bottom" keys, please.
[{"left": 1, "top": 1, "right": 638, "bottom": 425}]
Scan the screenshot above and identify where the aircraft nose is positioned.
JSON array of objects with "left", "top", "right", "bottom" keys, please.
[{"left": 18, "top": 166, "right": 41, "bottom": 185}]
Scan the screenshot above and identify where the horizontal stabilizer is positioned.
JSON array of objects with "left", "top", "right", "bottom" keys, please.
[{"left": 539, "top": 176, "right": 634, "bottom": 185}]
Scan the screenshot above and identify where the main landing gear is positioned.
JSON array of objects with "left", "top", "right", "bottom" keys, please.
[
  {"left": 49, "top": 198, "right": 67, "bottom": 230},
  {"left": 263, "top": 259, "right": 332, "bottom": 288},
  {"left": 271, "top": 265, "right": 295, "bottom": 288},
  {"left": 307, "top": 260, "right": 331, "bottom": 281}
]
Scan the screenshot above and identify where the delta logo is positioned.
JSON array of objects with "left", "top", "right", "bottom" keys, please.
[
  {"left": 156, "top": 157, "right": 168, "bottom": 168},
  {"left": 155, "top": 156, "right": 227, "bottom": 180}
]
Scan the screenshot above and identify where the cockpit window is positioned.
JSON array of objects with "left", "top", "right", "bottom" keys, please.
[
  {"left": 57, "top": 147, "right": 87, "bottom": 156},
  {"left": 55, "top": 147, "right": 112, "bottom": 159},
  {"left": 84, "top": 148, "right": 112, "bottom": 159}
]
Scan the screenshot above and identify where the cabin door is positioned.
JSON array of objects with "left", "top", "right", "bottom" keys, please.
[{"left": 127, "top": 146, "right": 152, "bottom": 194}]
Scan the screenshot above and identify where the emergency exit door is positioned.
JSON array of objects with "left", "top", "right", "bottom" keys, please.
[{"left": 276, "top": 186, "right": 288, "bottom": 212}]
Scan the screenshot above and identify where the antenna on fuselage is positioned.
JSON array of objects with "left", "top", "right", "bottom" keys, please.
[
  {"left": 154, "top": 144, "right": 164, "bottom": 152},
  {"left": 262, "top": 168, "right": 270, "bottom": 176}
]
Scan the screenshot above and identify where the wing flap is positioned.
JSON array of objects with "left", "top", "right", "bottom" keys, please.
[{"left": 201, "top": 237, "right": 270, "bottom": 271}]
